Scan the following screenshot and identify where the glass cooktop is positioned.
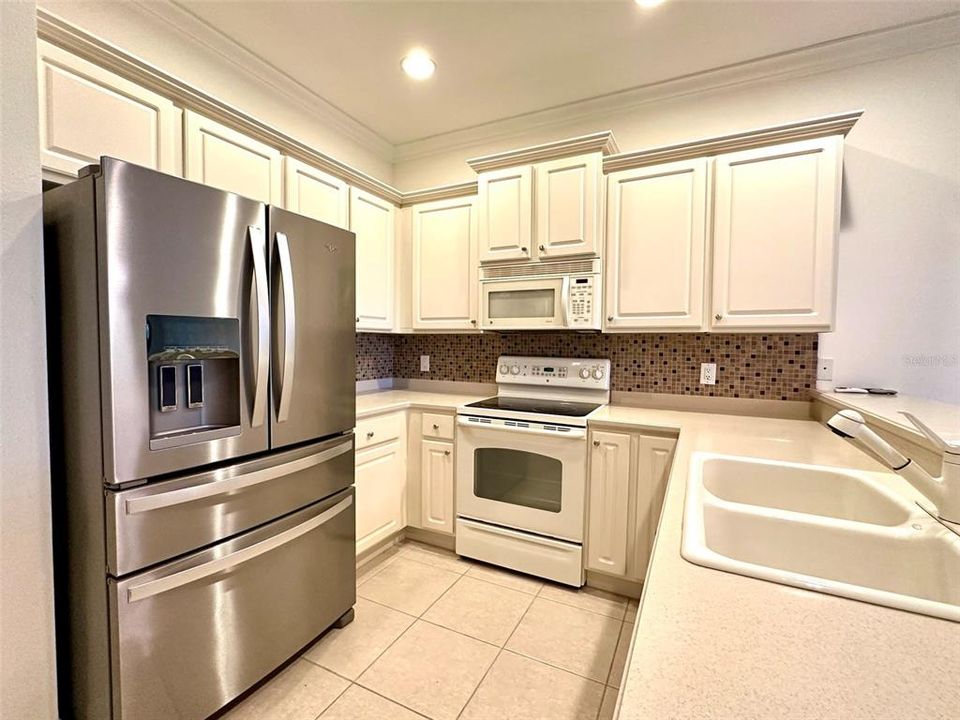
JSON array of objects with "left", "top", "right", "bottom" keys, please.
[{"left": 464, "top": 396, "right": 602, "bottom": 418}]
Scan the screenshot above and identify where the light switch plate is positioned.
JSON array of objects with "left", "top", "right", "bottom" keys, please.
[
  {"left": 817, "top": 357, "right": 834, "bottom": 381},
  {"left": 700, "top": 362, "right": 717, "bottom": 385},
  {"left": 420, "top": 355, "right": 430, "bottom": 372}
]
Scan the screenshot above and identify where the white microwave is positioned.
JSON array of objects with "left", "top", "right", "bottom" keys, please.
[{"left": 479, "top": 259, "right": 601, "bottom": 330}]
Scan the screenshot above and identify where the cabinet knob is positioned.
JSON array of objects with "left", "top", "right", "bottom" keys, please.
[
  {"left": 521, "top": 246, "right": 528, "bottom": 254},
  {"left": 470, "top": 319, "right": 477, "bottom": 325},
  {"left": 433, "top": 423, "right": 440, "bottom": 430},
  {"left": 593, "top": 439, "right": 600, "bottom": 447},
  {"left": 444, "top": 450, "right": 451, "bottom": 456},
  {"left": 538, "top": 244, "right": 545, "bottom": 251},
  {"left": 607, "top": 316, "right": 614, "bottom": 322},
  {"left": 714, "top": 313, "right": 723, "bottom": 321},
  {"left": 366, "top": 431, "right": 375, "bottom": 438},
  {"left": 356, "top": 317, "right": 360, "bottom": 322}
]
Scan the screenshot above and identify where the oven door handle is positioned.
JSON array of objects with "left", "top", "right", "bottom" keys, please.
[{"left": 456, "top": 416, "right": 586, "bottom": 440}]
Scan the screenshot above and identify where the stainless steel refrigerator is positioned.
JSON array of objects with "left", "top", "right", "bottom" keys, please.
[{"left": 45, "top": 158, "right": 357, "bottom": 720}]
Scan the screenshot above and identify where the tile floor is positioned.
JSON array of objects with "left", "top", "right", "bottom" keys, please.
[{"left": 222, "top": 541, "right": 639, "bottom": 720}]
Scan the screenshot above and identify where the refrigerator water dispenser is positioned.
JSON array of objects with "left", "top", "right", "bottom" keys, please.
[{"left": 146, "top": 315, "right": 241, "bottom": 449}]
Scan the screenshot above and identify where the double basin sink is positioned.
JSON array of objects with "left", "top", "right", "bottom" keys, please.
[{"left": 682, "top": 453, "right": 960, "bottom": 622}]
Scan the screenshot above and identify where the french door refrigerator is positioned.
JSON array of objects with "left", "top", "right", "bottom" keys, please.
[{"left": 45, "top": 158, "right": 357, "bottom": 720}]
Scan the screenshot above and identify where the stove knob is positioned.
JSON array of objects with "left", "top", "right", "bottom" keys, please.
[
  {"left": 579, "top": 367, "right": 591, "bottom": 380},
  {"left": 510, "top": 365, "right": 521, "bottom": 375},
  {"left": 499, "top": 363, "right": 509, "bottom": 375},
  {"left": 592, "top": 367, "right": 605, "bottom": 380}
]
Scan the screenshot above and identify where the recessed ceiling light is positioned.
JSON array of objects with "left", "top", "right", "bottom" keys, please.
[
  {"left": 401, "top": 49, "right": 436, "bottom": 80},
  {"left": 635, "top": 0, "right": 666, "bottom": 7}
]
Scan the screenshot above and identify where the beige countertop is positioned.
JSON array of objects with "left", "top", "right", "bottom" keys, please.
[
  {"left": 355, "top": 390, "right": 960, "bottom": 718},
  {"left": 355, "top": 388, "right": 489, "bottom": 418}
]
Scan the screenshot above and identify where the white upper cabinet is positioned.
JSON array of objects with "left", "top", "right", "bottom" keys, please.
[
  {"left": 477, "top": 165, "right": 534, "bottom": 262},
  {"left": 183, "top": 110, "right": 282, "bottom": 204},
  {"left": 37, "top": 40, "right": 180, "bottom": 178},
  {"left": 710, "top": 136, "right": 843, "bottom": 331},
  {"left": 535, "top": 153, "right": 601, "bottom": 259},
  {"left": 350, "top": 187, "right": 397, "bottom": 331},
  {"left": 283, "top": 157, "right": 349, "bottom": 229},
  {"left": 605, "top": 158, "right": 708, "bottom": 331},
  {"left": 412, "top": 196, "right": 479, "bottom": 331}
]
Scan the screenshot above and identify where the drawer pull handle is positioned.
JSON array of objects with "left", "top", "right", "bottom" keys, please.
[
  {"left": 126, "top": 495, "right": 353, "bottom": 603},
  {"left": 367, "top": 431, "right": 375, "bottom": 439},
  {"left": 124, "top": 440, "right": 352, "bottom": 515}
]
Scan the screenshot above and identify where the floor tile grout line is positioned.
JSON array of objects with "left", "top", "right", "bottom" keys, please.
[
  {"left": 604, "top": 618, "right": 628, "bottom": 687},
  {"left": 534, "top": 591, "right": 629, "bottom": 621},
  {"left": 501, "top": 644, "right": 615, "bottom": 686},
  {"left": 351, "top": 682, "right": 435, "bottom": 720},
  {"left": 311, "top": 673, "right": 353, "bottom": 720}
]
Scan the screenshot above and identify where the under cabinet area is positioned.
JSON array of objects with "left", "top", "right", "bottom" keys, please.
[
  {"left": 411, "top": 196, "right": 479, "bottom": 331},
  {"left": 586, "top": 428, "right": 677, "bottom": 583}
]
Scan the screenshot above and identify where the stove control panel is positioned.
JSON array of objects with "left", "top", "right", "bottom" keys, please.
[{"left": 496, "top": 356, "right": 611, "bottom": 390}]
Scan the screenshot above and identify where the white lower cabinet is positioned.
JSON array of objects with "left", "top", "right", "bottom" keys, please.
[
  {"left": 354, "top": 438, "right": 405, "bottom": 555},
  {"left": 586, "top": 429, "right": 677, "bottom": 582},
  {"left": 420, "top": 439, "right": 455, "bottom": 534}
]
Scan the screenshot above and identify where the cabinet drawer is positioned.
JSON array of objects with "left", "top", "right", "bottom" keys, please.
[
  {"left": 421, "top": 412, "right": 455, "bottom": 441},
  {"left": 356, "top": 412, "right": 403, "bottom": 449}
]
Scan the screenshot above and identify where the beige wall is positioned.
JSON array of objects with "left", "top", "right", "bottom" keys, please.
[
  {"left": 40, "top": 0, "right": 395, "bottom": 183},
  {"left": 395, "top": 43, "right": 960, "bottom": 405},
  {"left": 0, "top": 1, "right": 58, "bottom": 717}
]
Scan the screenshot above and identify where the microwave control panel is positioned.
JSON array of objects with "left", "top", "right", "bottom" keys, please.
[{"left": 568, "top": 276, "right": 595, "bottom": 326}]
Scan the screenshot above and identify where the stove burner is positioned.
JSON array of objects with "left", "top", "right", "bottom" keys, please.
[{"left": 464, "top": 396, "right": 601, "bottom": 418}]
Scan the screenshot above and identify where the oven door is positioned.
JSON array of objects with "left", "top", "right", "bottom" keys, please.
[
  {"left": 455, "top": 417, "right": 586, "bottom": 542},
  {"left": 480, "top": 277, "right": 568, "bottom": 330}
]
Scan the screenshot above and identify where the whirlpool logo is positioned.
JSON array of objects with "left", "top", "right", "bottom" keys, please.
[{"left": 324, "top": 243, "right": 339, "bottom": 254}]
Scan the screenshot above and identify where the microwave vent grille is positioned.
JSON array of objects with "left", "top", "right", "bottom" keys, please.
[{"left": 481, "top": 258, "right": 597, "bottom": 280}]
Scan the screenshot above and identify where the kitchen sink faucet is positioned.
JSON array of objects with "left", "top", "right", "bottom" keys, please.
[{"left": 827, "top": 409, "right": 960, "bottom": 524}]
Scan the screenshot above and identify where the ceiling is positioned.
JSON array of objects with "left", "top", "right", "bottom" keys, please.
[{"left": 175, "top": 0, "right": 958, "bottom": 146}]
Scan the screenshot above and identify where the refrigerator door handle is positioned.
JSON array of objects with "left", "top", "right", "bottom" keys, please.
[
  {"left": 125, "top": 495, "right": 353, "bottom": 603},
  {"left": 123, "top": 439, "right": 353, "bottom": 515},
  {"left": 275, "top": 232, "right": 296, "bottom": 423},
  {"left": 249, "top": 225, "right": 269, "bottom": 428}
]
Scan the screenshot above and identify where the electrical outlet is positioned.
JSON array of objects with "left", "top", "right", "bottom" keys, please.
[
  {"left": 420, "top": 355, "right": 430, "bottom": 372},
  {"left": 700, "top": 362, "right": 717, "bottom": 385},
  {"left": 817, "top": 357, "right": 834, "bottom": 381}
]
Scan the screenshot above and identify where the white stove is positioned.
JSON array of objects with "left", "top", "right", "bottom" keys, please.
[{"left": 455, "top": 356, "right": 610, "bottom": 586}]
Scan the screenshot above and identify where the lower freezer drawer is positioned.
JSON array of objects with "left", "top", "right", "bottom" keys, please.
[
  {"left": 456, "top": 517, "right": 584, "bottom": 587},
  {"left": 109, "top": 488, "right": 356, "bottom": 720}
]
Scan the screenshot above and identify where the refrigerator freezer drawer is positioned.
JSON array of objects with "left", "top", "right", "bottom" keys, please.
[
  {"left": 110, "top": 488, "right": 356, "bottom": 720},
  {"left": 107, "top": 434, "right": 354, "bottom": 575}
]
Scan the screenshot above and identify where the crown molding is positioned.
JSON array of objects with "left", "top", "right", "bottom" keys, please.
[
  {"left": 36, "top": 8, "right": 404, "bottom": 205},
  {"left": 399, "top": 181, "right": 479, "bottom": 207},
  {"left": 466, "top": 131, "right": 619, "bottom": 173},
  {"left": 394, "top": 12, "right": 960, "bottom": 165},
  {"left": 143, "top": 0, "right": 394, "bottom": 161},
  {"left": 603, "top": 109, "right": 863, "bottom": 173}
]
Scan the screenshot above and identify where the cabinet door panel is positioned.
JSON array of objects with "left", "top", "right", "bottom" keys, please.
[
  {"left": 586, "top": 431, "right": 632, "bottom": 576},
  {"left": 605, "top": 159, "right": 707, "bottom": 330},
  {"left": 350, "top": 187, "right": 397, "bottom": 331},
  {"left": 536, "top": 154, "right": 600, "bottom": 258},
  {"left": 478, "top": 166, "right": 533, "bottom": 262},
  {"left": 711, "top": 136, "right": 841, "bottom": 330},
  {"left": 627, "top": 436, "right": 676, "bottom": 581},
  {"left": 355, "top": 440, "right": 405, "bottom": 554},
  {"left": 413, "top": 197, "right": 478, "bottom": 330},
  {"left": 420, "top": 440, "right": 454, "bottom": 534},
  {"left": 184, "top": 111, "right": 282, "bottom": 204},
  {"left": 284, "top": 158, "right": 349, "bottom": 228},
  {"left": 38, "top": 41, "right": 179, "bottom": 178}
]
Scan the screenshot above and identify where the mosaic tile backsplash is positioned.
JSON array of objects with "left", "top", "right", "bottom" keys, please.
[{"left": 358, "top": 332, "right": 818, "bottom": 401}]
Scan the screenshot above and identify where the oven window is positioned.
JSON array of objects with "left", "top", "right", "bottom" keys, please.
[
  {"left": 488, "top": 289, "right": 555, "bottom": 319},
  {"left": 474, "top": 448, "right": 562, "bottom": 513}
]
